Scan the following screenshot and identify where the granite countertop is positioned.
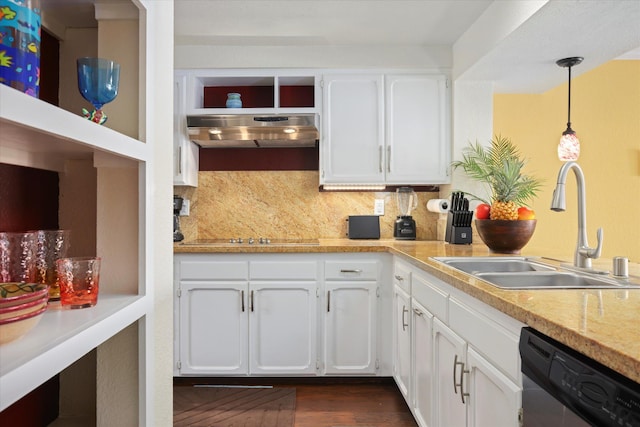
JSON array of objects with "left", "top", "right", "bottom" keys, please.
[{"left": 174, "top": 239, "right": 640, "bottom": 383}]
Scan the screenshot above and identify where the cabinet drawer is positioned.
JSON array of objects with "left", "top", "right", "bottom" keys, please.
[
  {"left": 393, "top": 262, "right": 411, "bottom": 293},
  {"left": 449, "top": 297, "right": 520, "bottom": 382},
  {"left": 325, "top": 261, "right": 378, "bottom": 281},
  {"left": 179, "top": 260, "right": 248, "bottom": 280},
  {"left": 250, "top": 261, "right": 318, "bottom": 280},
  {"left": 412, "top": 272, "right": 448, "bottom": 321}
]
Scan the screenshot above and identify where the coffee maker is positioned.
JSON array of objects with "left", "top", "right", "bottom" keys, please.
[
  {"left": 394, "top": 187, "right": 418, "bottom": 240},
  {"left": 173, "top": 195, "right": 184, "bottom": 242}
]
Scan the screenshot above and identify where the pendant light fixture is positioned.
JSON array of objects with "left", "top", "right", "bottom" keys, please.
[{"left": 556, "top": 56, "right": 583, "bottom": 161}]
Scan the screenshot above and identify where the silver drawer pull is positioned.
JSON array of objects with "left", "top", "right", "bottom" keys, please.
[
  {"left": 340, "top": 269, "right": 363, "bottom": 273},
  {"left": 413, "top": 308, "right": 423, "bottom": 317},
  {"left": 394, "top": 275, "right": 404, "bottom": 281},
  {"left": 402, "top": 305, "right": 409, "bottom": 331}
]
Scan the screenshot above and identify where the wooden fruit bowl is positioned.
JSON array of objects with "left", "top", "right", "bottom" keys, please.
[{"left": 475, "top": 219, "right": 537, "bottom": 254}]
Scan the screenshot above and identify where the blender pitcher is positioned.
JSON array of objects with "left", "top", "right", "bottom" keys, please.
[{"left": 396, "top": 187, "right": 418, "bottom": 217}]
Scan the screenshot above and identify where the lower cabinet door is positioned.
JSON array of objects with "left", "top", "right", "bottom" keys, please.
[
  {"left": 433, "top": 318, "right": 467, "bottom": 427},
  {"left": 393, "top": 285, "right": 412, "bottom": 402},
  {"left": 466, "top": 347, "right": 522, "bottom": 427},
  {"left": 178, "top": 281, "right": 248, "bottom": 375},
  {"left": 324, "top": 282, "right": 378, "bottom": 374},
  {"left": 412, "top": 299, "right": 434, "bottom": 427},
  {"left": 249, "top": 281, "right": 317, "bottom": 375}
]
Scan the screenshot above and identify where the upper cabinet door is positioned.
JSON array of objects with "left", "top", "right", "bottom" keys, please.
[
  {"left": 385, "top": 75, "right": 450, "bottom": 185},
  {"left": 321, "top": 74, "right": 385, "bottom": 184},
  {"left": 174, "top": 73, "right": 199, "bottom": 187}
]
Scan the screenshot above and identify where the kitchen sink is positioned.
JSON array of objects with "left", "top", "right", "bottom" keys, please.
[
  {"left": 474, "top": 271, "right": 637, "bottom": 289},
  {"left": 432, "top": 257, "right": 640, "bottom": 289},
  {"left": 433, "top": 257, "right": 555, "bottom": 274}
]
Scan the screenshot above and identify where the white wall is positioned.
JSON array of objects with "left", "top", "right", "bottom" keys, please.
[{"left": 175, "top": 44, "right": 451, "bottom": 69}]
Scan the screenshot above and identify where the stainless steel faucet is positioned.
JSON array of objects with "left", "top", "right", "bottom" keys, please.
[{"left": 550, "top": 161, "right": 603, "bottom": 269}]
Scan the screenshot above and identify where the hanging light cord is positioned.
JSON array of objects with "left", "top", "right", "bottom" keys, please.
[{"left": 566, "top": 65, "right": 573, "bottom": 130}]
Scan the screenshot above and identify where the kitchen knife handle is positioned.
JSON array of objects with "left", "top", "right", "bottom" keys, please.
[
  {"left": 327, "top": 290, "right": 331, "bottom": 312},
  {"left": 241, "top": 290, "right": 245, "bottom": 312},
  {"left": 250, "top": 290, "right": 254, "bottom": 312}
]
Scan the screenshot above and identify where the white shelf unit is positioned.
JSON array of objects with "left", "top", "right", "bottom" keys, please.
[
  {"left": 181, "top": 69, "right": 321, "bottom": 116},
  {"left": 0, "top": 83, "right": 151, "bottom": 414}
]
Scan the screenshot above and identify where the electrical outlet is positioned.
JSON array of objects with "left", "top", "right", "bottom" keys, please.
[
  {"left": 179, "top": 199, "right": 190, "bottom": 216},
  {"left": 374, "top": 199, "right": 385, "bottom": 216}
]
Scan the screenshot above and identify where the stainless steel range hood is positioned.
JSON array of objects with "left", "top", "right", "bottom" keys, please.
[{"left": 186, "top": 114, "right": 319, "bottom": 148}]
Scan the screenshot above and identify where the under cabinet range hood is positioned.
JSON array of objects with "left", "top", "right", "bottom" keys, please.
[{"left": 186, "top": 114, "right": 319, "bottom": 148}]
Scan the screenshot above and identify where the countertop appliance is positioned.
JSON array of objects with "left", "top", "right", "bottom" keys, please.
[
  {"left": 394, "top": 187, "right": 418, "bottom": 240},
  {"left": 173, "top": 196, "right": 184, "bottom": 242},
  {"left": 347, "top": 215, "right": 380, "bottom": 239},
  {"left": 186, "top": 114, "right": 319, "bottom": 148},
  {"left": 519, "top": 327, "right": 640, "bottom": 427}
]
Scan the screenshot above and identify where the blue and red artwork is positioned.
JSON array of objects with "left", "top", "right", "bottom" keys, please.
[{"left": 0, "top": 0, "right": 41, "bottom": 97}]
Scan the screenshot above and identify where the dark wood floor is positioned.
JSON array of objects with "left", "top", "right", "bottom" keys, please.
[{"left": 174, "top": 377, "right": 418, "bottom": 427}]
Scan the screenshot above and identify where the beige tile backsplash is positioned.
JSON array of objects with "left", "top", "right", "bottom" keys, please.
[{"left": 174, "top": 171, "right": 443, "bottom": 241}]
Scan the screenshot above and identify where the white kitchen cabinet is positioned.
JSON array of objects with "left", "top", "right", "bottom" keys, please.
[
  {"left": 433, "top": 320, "right": 521, "bottom": 427},
  {"left": 175, "top": 254, "right": 319, "bottom": 376},
  {"left": 392, "top": 261, "right": 412, "bottom": 403},
  {"left": 249, "top": 281, "right": 317, "bottom": 375},
  {"left": 394, "top": 259, "right": 523, "bottom": 427},
  {"left": 320, "top": 73, "right": 450, "bottom": 186},
  {"left": 411, "top": 297, "right": 434, "bottom": 427},
  {"left": 178, "top": 281, "right": 248, "bottom": 374},
  {"left": 321, "top": 74, "right": 385, "bottom": 184},
  {"left": 175, "top": 257, "right": 250, "bottom": 375},
  {"left": 385, "top": 75, "right": 450, "bottom": 184},
  {"left": 433, "top": 318, "right": 468, "bottom": 427},
  {"left": 466, "top": 347, "right": 522, "bottom": 427},
  {"left": 323, "top": 260, "right": 380, "bottom": 375},
  {"left": 174, "top": 72, "right": 199, "bottom": 187}
]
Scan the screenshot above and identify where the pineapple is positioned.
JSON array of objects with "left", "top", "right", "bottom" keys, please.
[{"left": 451, "top": 136, "right": 542, "bottom": 220}]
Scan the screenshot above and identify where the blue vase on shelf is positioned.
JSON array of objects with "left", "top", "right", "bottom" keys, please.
[{"left": 226, "top": 93, "right": 242, "bottom": 108}]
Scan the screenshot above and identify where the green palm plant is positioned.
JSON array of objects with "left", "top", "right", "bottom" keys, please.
[{"left": 451, "top": 136, "right": 542, "bottom": 220}]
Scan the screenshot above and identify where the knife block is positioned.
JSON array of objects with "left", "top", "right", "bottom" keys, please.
[{"left": 445, "top": 211, "right": 473, "bottom": 244}]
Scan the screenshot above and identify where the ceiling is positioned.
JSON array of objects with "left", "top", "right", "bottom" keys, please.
[
  {"left": 42, "top": 0, "right": 640, "bottom": 93},
  {"left": 173, "top": 0, "right": 493, "bottom": 47}
]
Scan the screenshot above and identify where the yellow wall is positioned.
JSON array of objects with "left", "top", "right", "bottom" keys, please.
[{"left": 494, "top": 60, "right": 640, "bottom": 262}]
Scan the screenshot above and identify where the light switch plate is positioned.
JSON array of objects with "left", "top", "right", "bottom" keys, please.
[
  {"left": 374, "top": 199, "right": 385, "bottom": 216},
  {"left": 179, "top": 199, "right": 190, "bottom": 216}
]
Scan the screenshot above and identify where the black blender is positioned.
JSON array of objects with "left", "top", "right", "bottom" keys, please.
[
  {"left": 394, "top": 187, "right": 418, "bottom": 240},
  {"left": 173, "top": 195, "right": 184, "bottom": 242}
]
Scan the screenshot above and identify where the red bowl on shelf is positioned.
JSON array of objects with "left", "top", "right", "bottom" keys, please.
[
  {"left": 475, "top": 219, "right": 537, "bottom": 254},
  {"left": 0, "top": 283, "right": 49, "bottom": 309}
]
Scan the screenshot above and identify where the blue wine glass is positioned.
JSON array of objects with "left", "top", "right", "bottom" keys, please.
[{"left": 76, "top": 57, "right": 120, "bottom": 125}]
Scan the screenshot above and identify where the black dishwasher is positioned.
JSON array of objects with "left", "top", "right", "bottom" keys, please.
[{"left": 519, "top": 327, "right": 640, "bottom": 427}]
